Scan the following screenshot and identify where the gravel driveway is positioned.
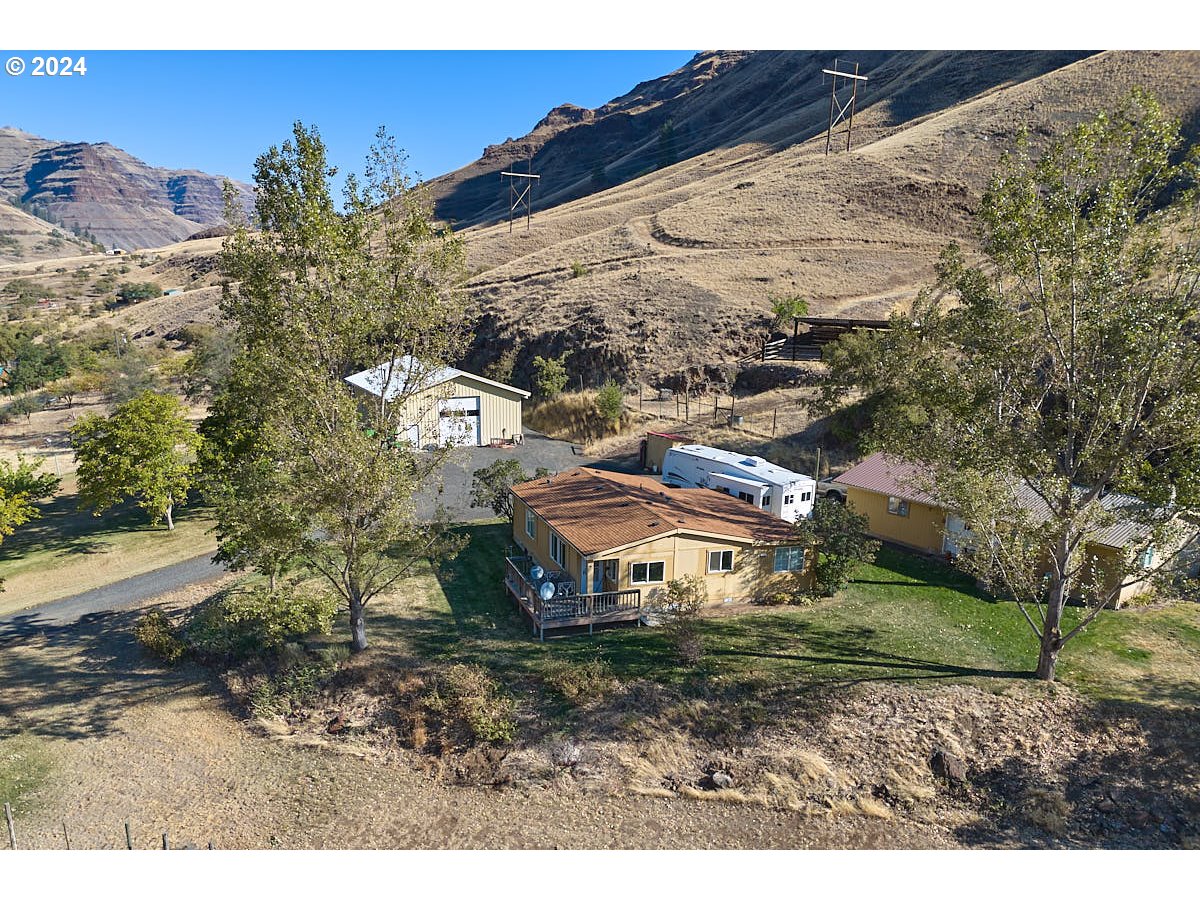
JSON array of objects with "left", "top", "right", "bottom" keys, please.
[{"left": 416, "top": 429, "right": 595, "bottom": 521}]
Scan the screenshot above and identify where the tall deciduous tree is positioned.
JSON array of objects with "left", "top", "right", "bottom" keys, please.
[
  {"left": 71, "top": 390, "right": 199, "bottom": 530},
  {"left": 817, "top": 91, "right": 1200, "bottom": 680},
  {"left": 211, "top": 123, "right": 469, "bottom": 652},
  {"left": 0, "top": 458, "right": 60, "bottom": 584}
]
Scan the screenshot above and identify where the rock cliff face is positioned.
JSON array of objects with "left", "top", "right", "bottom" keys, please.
[{"left": 0, "top": 127, "right": 253, "bottom": 251}]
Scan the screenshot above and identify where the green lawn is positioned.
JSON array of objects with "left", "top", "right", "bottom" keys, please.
[
  {"left": 0, "top": 479, "right": 215, "bottom": 614},
  {"left": 365, "top": 522, "right": 1200, "bottom": 708}
]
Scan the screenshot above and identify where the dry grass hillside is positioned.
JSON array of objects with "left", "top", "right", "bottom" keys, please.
[
  {"left": 452, "top": 50, "right": 1200, "bottom": 388},
  {"left": 5, "top": 51, "right": 1196, "bottom": 391}
]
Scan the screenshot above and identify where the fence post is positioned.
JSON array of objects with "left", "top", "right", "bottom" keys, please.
[
  {"left": 4, "top": 802, "right": 15, "bottom": 850},
  {"left": 62, "top": 821, "right": 70, "bottom": 850},
  {"left": 162, "top": 832, "right": 169, "bottom": 850},
  {"left": 684, "top": 389, "right": 689, "bottom": 424},
  {"left": 125, "top": 821, "right": 132, "bottom": 850},
  {"left": 772, "top": 407, "right": 778, "bottom": 438}
]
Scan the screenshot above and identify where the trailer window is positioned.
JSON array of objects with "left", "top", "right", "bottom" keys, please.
[
  {"left": 783, "top": 494, "right": 794, "bottom": 506},
  {"left": 761, "top": 494, "right": 771, "bottom": 508},
  {"left": 887, "top": 496, "right": 910, "bottom": 517}
]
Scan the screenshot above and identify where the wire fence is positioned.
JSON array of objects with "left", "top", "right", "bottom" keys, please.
[{"left": 3, "top": 802, "right": 217, "bottom": 850}]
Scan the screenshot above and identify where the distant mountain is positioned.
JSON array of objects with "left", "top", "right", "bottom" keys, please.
[
  {"left": 0, "top": 127, "right": 253, "bottom": 256},
  {"left": 426, "top": 50, "right": 1099, "bottom": 228}
]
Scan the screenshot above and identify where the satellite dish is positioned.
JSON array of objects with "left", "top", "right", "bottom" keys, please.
[
  {"left": 539, "top": 581, "right": 556, "bottom": 602},
  {"left": 531, "top": 565, "right": 544, "bottom": 581}
]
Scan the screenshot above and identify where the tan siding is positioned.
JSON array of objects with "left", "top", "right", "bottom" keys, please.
[
  {"left": 360, "top": 376, "right": 524, "bottom": 448},
  {"left": 846, "top": 486, "right": 946, "bottom": 554},
  {"left": 644, "top": 433, "right": 686, "bottom": 473}
]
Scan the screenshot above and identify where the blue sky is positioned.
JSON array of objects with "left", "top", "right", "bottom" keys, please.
[{"left": 0, "top": 51, "right": 696, "bottom": 185}]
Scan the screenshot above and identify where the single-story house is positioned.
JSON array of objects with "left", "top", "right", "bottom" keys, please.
[
  {"left": 833, "top": 452, "right": 1194, "bottom": 605},
  {"left": 507, "top": 466, "right": 810, "bottom": 636},
  {"left": 345, "top": 356, "right": 530, "bottom": 449}
]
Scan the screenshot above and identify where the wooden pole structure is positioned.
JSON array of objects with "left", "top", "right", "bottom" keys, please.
[
  {"left": 4, "top": 802, "right": 15, "bottom": 850},
  {"left": 772, "top": 407, "right": 778, "bottom": 438},
  {"left": 62, "top": 821, "right": 71, "bottom": 850},
  {"left": 500, "top": 169, "right": 540, "bottom": 233},
  {"left": 684, "top": 389, "right": 689, "bottom": 424},
  {"left": 162, "top": 832, "right": 169, "bottom": 850},
  {"left": 125, "top": 821, "right": 133, "bottom": 850},
  {"left": 814, "top": 446, "right": 822, "bottom": 484},
  {"left": 823, "top": 61, "right": 869, "bottom": 155}
]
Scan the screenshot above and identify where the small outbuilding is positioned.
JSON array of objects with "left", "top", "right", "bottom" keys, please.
[{"left": 345, "top": 356, "right": 530, "bottom": 450}]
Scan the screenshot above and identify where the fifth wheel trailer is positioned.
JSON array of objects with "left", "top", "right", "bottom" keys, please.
[{"left": 661, "top": 444, "right": 816, "bottom": 521}]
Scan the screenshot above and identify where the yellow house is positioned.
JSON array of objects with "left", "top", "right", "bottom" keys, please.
[
  {"left": 833, "top": 452, "right": 1186, "bottom": 606},
  {"left": 507, "top": 467, "right": 810, "bottom": 637},
  {"left": 346, "top": 356, "right": 530, "bottom": 449}
]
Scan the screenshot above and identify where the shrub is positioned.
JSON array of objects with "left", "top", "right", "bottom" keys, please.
[
  {"left": 424, "top": 664, "right": 517, "bottom": 746},
  {"left": 659, "top": 576, "right": 708, "bottom": 664},
  {"left": 248, "top": 663, "right": 329, "bottom": 717},
  {"left": 135, "top": 610, "right": 186, "bottom": 664},
  {"left": 184, "top": 585, "right": 339, "bottom": 661},
  {"left": 569, "top": 260, "right": 590, "bottom": 279},
  {"left": 531, "top": 351, "right": 571, "bottom": 399},
  {"left": 542, "top": 654, "right": 617, "bottom": 704},
  {"left": 595, "top": 379, "right": 624, "bottom": 425}
]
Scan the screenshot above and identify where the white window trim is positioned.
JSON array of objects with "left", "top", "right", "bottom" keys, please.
[
  {"left": 707, "top": 549, "right": 734, "bottom": 573},
  {"left": 887, "top": 496, "right": 910, "bottom": 517},
  {"left": 525, "top": 508, "right": 537, "bottom": 539},
  {"left": 630, "top": 560, "right": 666, "bottom": 585}
]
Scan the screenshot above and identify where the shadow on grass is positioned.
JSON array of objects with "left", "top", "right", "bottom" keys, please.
[
  {"left": 0, "top": 604, "right": 235, "bottom": 742},
  {"left": 0, "top": 490, "right": 211, "bottom": 562}
]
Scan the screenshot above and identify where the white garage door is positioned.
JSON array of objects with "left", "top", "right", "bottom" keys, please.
[{"left": 438, "top": 396, "right": 481, "bottom": 446}]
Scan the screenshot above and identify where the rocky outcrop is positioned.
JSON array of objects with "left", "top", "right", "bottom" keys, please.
[{"left": 0, "top": 127, "right": 253, "bottom": 251}]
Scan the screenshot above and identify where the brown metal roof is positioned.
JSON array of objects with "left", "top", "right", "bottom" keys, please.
[
  {"left": 511, "top": 466, "right": 799, "bottom": 556},
  {"left": 835, "top": 453, "right": 1166, "bottom": 550},
  {"left": 832, "top": 452, "right": 941, "bottom": 505}
]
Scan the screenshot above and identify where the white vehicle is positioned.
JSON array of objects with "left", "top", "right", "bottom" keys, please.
[{"left": 661, "top": 444, "right": 816, "bottom": 521}]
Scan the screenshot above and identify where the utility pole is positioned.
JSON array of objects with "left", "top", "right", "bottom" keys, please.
[
  {"left": 500, "top": 157, "right": 540, "bottom": 232},
  {"left": 823, "top": 59, "right": 868, "bottom": 155}
]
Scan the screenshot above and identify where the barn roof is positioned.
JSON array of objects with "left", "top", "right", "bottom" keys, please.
[{"left": 345, "top": 356, "right": 530, "bottom": 401}]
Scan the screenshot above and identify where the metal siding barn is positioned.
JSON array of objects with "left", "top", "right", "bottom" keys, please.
[{"left": 345, "top": 358, "right": 530, "bottom": 449}]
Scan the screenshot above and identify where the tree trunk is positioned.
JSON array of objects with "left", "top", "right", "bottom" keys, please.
[
  {"left": 1036, "top": 569, "right": 1068, "bottom": 681},
  {"left": 164, "top": 503, "right": 175, "bottom": 531},
  {"left": 349, "top": 592, "right": 368, "bottom": 653},
  {"left": 268, "top": 570, "right": 277, "bottom": 592}
]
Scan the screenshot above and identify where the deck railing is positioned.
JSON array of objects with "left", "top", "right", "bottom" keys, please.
[{"left": 504, "top": 555, "right": 642, "bottom": 639}]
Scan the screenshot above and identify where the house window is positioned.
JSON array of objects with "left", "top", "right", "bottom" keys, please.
[
  {"left": 761, "top": 494, "right": 771, "bottom": 508},
  {"left": 630, "top": 561, "right": 665, "bottom": 584},
  {"left": 801, "top": 491, "right": 812, "bottom": 502},
  {"left": 1138, "top": 547, "right": 1156, "bottom": 569},
  {"left": 783, "top": 495, "right": 795, "bottom": 506},
  {"left": 525, "top": 508, "right": 537, "bottom": 539},
  {"left": 550, "top": 532, "right": 567, "bottom": 567},
  {"left": 774, "top": 546, "right": 805, "bottom": 572},
  {"left": 737, "top": 491, "right": 754, "bottom": 503},
  {"left": 707, "top": 549, "right": 734, "bottom": 573},
  {"left": 887, "top": 496, "right": 910, "bottom": 517}
]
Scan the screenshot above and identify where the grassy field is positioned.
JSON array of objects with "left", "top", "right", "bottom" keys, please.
[
  {"left": 0, "top": 479, "right": 215, "bottom": 615},
  {"left": 368, "top": 521, "right": 1200, "bottom": 709}
]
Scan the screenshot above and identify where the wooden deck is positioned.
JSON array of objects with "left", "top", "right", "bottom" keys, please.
[{"left": 504, "top": 556, "right": 643, "bottom": 640}]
